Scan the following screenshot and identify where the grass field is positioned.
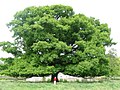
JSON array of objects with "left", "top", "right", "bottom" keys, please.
[{"left": 0, "top": 80, "right": 120, "bottom": 90}]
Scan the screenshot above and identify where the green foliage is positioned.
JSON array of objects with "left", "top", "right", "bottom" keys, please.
[
  {"left": 0, "top": 5, "right": 113, "bottom": 77},
  {"left": 107, "top": 48, "right": 120, "bottom": 76},
  {"left": 65, "top": 58, "right": 109, "bottom": 77},
  {"left": 0, "top": 42, "right": 22, "bottom": 56}
]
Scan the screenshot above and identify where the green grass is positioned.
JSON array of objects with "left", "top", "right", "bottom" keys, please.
[{"left": 0, "top": 80, "right": 120, "bottom": 90}]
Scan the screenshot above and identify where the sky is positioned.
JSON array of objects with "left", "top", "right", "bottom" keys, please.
[{"left": 0, "top": 0, "right": 120, "bottom": 57}]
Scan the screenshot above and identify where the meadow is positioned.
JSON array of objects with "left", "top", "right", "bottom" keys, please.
[{"left": 0, "top": 80, "right": 120, "bottom": 90}]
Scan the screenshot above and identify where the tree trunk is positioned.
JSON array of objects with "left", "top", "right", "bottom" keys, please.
[{"left": 51, "top": 72, "right": 59, "bottom": 82}]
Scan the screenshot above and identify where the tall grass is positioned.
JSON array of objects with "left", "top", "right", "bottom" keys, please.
[{"left": 0, "top": 80, "right": 120, "bottom": 90}]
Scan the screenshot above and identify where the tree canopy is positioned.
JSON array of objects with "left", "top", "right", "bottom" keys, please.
[
  {"left": 0, "top": 5, "right": 113, "bottom": 78},
  {"left": 106, "top": 48, "right": 120, "bottom": 76}
]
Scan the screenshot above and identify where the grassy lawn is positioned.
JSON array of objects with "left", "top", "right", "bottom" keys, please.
[{"left": 0, "top": 80, "right": 120, "bottom": 90}]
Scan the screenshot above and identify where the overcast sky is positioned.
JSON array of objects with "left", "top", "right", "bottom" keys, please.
[{"left": 0, "top": 0, "right": 120, "bottom": 57}]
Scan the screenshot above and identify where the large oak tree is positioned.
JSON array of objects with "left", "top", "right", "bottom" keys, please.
[{"left": 0, "top": 5, "right": 113, "bottom": 81}]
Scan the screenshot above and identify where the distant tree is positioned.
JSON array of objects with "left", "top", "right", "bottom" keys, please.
[
  {"left": 107, "top": 48, "right": 120, "bottom": 76},
  {"left": 107, "top": 48, "right": 117, "bottom": 58},
  {"left": 0, "top": 5, "right": 114, "bottom": 81}
]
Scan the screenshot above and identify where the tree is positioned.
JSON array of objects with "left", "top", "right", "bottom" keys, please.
[
  {"left": 0, "top": 5, "right": 113, "bottom": 81},
  {"left": 107, "top": 48, "right": 120, "bottom": 76}
]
